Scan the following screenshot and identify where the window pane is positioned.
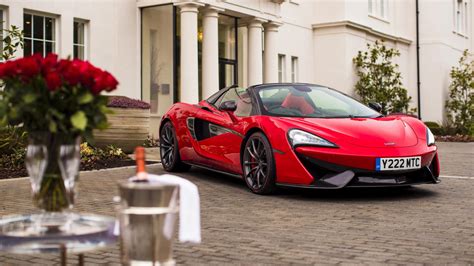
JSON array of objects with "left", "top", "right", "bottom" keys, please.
[
  {"left": 73, "top": 45, "right": 78, "bottom": 59},
  {"left": 24, "top": 14, "right": 32, "bottom": 38},
  {"left": 73, "top": 22, "right": 78, "bottom": 44},
  {"left": 74, "top": 45, "right": 84, "bottom": 60},
  {"left": 45, "top": 41, "right": 53, "bottom": 54},
  {"left": 74, "top": 21, "right": 85, "bottom": 45},
  {"left": 33, "top": 40, "right": 44, "bottom": 55},
  {"left": 24, "top": 39, "right": 32, "bottom": 56},
  {"left": 33, "top": 15, "right": 44, "bottom": 39},
  {"left": 218, "top": 15, "right": 236, "bottom": 60},
  {"left": 45, "top": 17, "right": 54, "bottom": 40}
]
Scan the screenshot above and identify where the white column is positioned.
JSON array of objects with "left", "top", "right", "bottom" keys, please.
[
  {"left": 202, "top": 7, "right": 222, "bottom": 98},
  {"left": 247, "top": 18, "right": 266, "bottom": 86},
  {"left": 263, "top": 22, "right": 281, "bottom": 83},
  {"left": 177, "top": 2, "right": 202, "bottom": 103}
]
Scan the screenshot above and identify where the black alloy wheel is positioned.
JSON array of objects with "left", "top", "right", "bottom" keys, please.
[
  {"left": 242, "top": 132, "right": 276, "bottom": 194},
  {"left": 160, "top": 121, "right": 190, "bottom": 172}
]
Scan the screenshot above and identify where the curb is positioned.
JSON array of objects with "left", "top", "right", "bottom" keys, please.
[{"left": 0, "top": 162, "right": 162, "bottom": 183}]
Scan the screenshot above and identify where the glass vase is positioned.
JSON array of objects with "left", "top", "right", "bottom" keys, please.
[{"left": 26, "top": 133, "right": 81, "bottom": 213}]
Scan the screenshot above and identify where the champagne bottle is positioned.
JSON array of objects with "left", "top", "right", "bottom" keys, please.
[{"left": 135, "top": 146, "right": 148, "bottom": 181}]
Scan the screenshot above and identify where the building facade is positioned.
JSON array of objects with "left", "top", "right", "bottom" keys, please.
[{"left": 0, "top": 0, "right": 472, "bottom": 136}]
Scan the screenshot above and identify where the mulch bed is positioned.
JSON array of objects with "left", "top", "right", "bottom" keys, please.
[
  {"left": 436, "top": 135, "right": 473, "bottom": 142},
  {"left": 0, "top": 159, "right": 158, "bottom": 180}
]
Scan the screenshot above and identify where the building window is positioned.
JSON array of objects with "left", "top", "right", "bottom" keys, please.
[
  {"left": 454, "top": 0, "right": 469, "bottom": 35},
  {"left": 73, "top": 20, "right": 87, "bottom": 59},
  {"left": 278, "top": 54, "right": 286, "bottom": 82},
  {"left": 291, "top": 56, "right": 298, "bottom": 82},
  {"left": 369, "top": 0, "right": 388, "bottom": 20},
  {"left": 23, "top": 13, "right": 55, "bottom": 56}
]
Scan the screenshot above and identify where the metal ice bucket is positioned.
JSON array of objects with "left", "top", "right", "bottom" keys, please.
[{"left": 118, "top": 181, "right": 179, "bottom": 266}]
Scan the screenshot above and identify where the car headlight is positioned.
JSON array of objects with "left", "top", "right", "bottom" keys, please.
[
  {"left": 427, "top": 127, "right": 435, "bottom": 146},
  {"left": 288, "top": 129, "right": 337, "bottom": 148}
]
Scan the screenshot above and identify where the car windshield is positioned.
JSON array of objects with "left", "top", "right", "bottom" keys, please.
[{"left": 256, "top": 85, "right": 381, "bottom": 118}]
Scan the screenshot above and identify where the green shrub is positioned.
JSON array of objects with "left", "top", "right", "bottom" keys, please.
[
  {"left": 353, "top": 40, "right": 415, "bottom": 114},
  {"left": 424, "top": 121, "right": 442, "bottom": 136},
  {"left": 80, "top": 142, "right": 128, "bottom": 166},
  {"left": 0, "top": 147, "right": 25, "bottom": 170},
  {"left": 445, "top": 49, "right": 474, "bottom": 136},
  {"left": 0, "top": 126, "right": 27, "bottom": 155},
  {"left": 143, "top": 135, "right": 159, "bottom": 148}
]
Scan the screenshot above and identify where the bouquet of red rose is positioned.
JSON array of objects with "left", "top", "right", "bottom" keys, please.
[
  {"left": 0, "top": 53, "right": 117, "bottom": 136},
  {"left": 0, "top": 53, "right": 118, "bottom": 212}
]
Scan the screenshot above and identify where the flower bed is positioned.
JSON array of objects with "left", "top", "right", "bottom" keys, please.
[{"left": 0, "top": 143, "right": 147, "bottom": 179}]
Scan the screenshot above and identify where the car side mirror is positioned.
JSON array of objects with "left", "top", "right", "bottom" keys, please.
[
  {"left": 219, "top": 100, "right": 237, "bottom": 112},
  {"left": 368, "top": 102, "right": 383, "bottom": 113}
]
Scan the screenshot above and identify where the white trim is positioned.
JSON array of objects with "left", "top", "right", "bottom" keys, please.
[
  {"left": 441, "top": 175, "right": 474, "bottom": 180},
  {"left": 312, "top": 20, "right": 411, "bottom": 45},
  {"left": 73, "top": 18, "right": 89, "bottom": 60}
]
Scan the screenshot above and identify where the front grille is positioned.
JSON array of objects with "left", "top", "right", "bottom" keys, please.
[{"left": 296, "top": 153, "right": 437, "bottom": 188}]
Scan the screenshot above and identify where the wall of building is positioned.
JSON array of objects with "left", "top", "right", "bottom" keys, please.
[
  {"left": 311, "top": 0, "right": 418, "bottom": 110},
  {"left": 419, "top": 0, "right": 472, "bottom": 123},
  {"left": 0, "top": 0, "right": 140, "bottom": 99},
  {"left": 278, "top": 0, "right": 314, "bottom": 84}
]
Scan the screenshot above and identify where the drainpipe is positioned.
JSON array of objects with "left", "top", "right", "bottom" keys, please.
[{"left": 416, "top": 0, "right": 421, "bottom": 119}]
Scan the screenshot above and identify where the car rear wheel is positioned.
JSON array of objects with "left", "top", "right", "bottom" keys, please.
[
  {"left": 160, "top": 121, "right": 191, "bottom": 172},
  {"left": 242, "top": 132, "right": 276, "bottom": 194}
]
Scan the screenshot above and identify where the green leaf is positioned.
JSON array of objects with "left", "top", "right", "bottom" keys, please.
[
  {"left": 49, "top": 121, "right": 57, "bottom": 133},
  {"left": 96, "top": 121, "right": 109, "bottom": 130},
  {"left": 70, "top": 111, "right": 87, "bottom": 131},
  {"left": 22, "top": 93, "right": 37, "bottom": 104},
  {"left": 78, "top": 92, "right": 93, "bottom": 104},
  {"left": 100, "top": 105, "right": 114, "bottom": 114}
]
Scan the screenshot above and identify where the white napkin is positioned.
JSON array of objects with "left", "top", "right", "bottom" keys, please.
[{"left": 128, "top": 174, "right": 201, "bottom": 244}]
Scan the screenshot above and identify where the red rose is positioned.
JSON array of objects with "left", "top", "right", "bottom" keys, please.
[
  {"left": 102, "top": 71, "right": 118, "bottom": 92},
  {"left": 0, "top": 63, "right": 6, "bottom": 79},
  {"left": 60, "top": 59, "right": 81, "bottom": 86},
  {"left": 91, "top": 70, "right": 106, "bottom": 94},
  {"left": 41, "top": 53, "right": 59, "bottom": 74},
  {"left": 78, "top": 61, "right": 98, "bottom": 88},
  {"left": 17, "top": 56, "right": 41, "bottom": 79},
  {"left": 45, "top": 71, "right": 62, "bottom": 91},
  {"left": 3, "top": 61, "right": 19, "bottom": 77}
]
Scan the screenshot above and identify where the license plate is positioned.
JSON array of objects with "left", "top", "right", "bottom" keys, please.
[{"left": 376, "top": 156, "right": 421, "bottom": 171}]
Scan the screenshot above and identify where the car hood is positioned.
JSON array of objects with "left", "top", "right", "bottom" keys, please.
[{"left": 280, "top": 116, "right": 419, "bottom": 148}]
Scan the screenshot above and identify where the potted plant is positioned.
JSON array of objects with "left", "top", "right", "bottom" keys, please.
[{"left": 0, "top": 53, "right": 118, "bottom": 212}]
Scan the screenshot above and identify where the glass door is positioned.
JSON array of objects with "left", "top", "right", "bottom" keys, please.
[{"left": 218, "top": 15, "right": 238, "bottom": 89}]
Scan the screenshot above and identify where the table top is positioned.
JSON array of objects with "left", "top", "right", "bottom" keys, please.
[{"left": 0, "top": 213, "right": 117, "bottom": 254}]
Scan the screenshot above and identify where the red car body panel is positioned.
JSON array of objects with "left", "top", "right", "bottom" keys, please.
[{"left": 160, "top": 84, "right": 440, "bottom": 189}]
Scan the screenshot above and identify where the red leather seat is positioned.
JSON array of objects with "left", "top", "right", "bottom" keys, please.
[{"left": 281, "top": 94, "right": 315, "bottom": 115}]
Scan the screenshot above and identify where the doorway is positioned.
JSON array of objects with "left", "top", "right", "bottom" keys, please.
[{"left": 218, "top": 15, "right": 238, "bottom": 89}]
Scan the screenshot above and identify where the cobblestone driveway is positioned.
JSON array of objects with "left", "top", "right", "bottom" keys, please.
[{"left": 0, "top": 142, "right": 473, "bottom": 265}]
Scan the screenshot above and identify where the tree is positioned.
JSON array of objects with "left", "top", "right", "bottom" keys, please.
[
  {"left": 445, "top": 49, "right": 473, "bottom": 135},
  {"left": 1, "top": 23, "right": 23, "bottom": 61},
  {"left": 353, "top": 40, "right": 413, "bottom": 114}
]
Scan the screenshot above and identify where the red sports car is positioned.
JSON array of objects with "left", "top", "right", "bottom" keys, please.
[{"left": 159, "top": 83, "right": 440, "bottom": 194}]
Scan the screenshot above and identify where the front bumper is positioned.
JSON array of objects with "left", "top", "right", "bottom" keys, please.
[{"left": 276, "top": 153, "right": 439, "bottom": 189}]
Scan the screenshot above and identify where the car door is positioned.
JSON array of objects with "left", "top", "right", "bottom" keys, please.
[{"left": 190, "top": 88, "right": 251, "bottom": 174}]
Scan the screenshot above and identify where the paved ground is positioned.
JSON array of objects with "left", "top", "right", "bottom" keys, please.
[{"left": 0, "top": 142, "right": 473, "bottom": 265}]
